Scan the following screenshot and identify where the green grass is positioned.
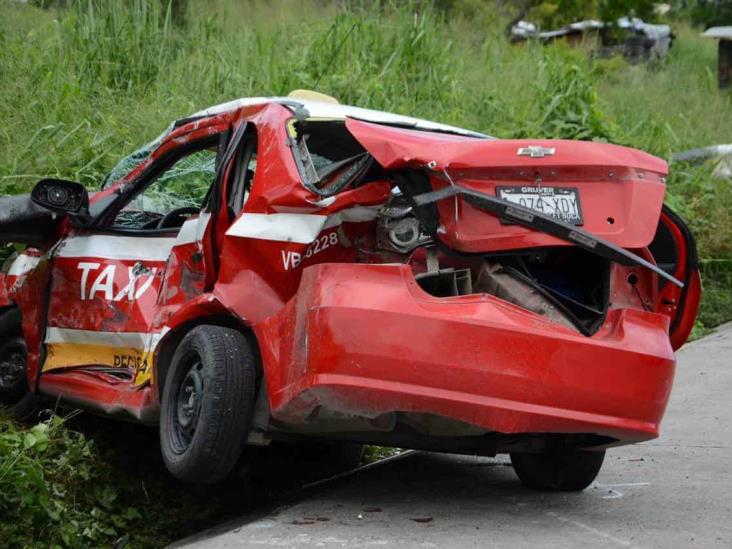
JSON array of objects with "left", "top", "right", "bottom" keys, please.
[
  {"left": 1, "top": 1, "right": 729, "bottom": 332},
  {"left": 1, "top": 408, "right": 400, "bottom": 548},
  {"left": 0, "top": 1, "right": 731, "bottom": 545}
]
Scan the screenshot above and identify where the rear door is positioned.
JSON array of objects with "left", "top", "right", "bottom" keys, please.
[{"left": 649, "top": 205, "right": 702, "bottom": 349}]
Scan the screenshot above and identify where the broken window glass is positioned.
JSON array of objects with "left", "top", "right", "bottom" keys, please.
[
  {"left": 100, "top": 145, "right": 153, "bottom": 190},
  {"left": 100, "top": 126, "right": 174, "bottom": 190},
  {"left": 289, "top": 120, "right": 382, "bottom": 197}
]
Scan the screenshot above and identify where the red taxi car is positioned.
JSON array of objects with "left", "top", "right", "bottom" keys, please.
[{"left": 0, "top": 92, "right": 701, "bottom": 489}]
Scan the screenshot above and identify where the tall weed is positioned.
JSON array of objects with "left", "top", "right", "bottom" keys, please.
[
  {"left": 512, "top": 47, "right": 614, "bottom": 140},
  {"left": 60, "top": 0, "right": 176, "bottom": 92}
]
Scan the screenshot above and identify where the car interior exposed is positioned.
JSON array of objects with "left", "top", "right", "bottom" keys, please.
[{"left": 289, "top": 119, "right": 386, "bottom": 196}]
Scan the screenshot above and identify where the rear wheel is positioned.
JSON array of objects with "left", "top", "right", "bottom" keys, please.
[
  {"left": 0, "top": 309, "right": 37, "bottom": 420},
  {"left": 160, "top": 325, "right": 256, "bottom": 484},
  {"left": 510, "top": 447, "right": 605, "bottom": 491}
]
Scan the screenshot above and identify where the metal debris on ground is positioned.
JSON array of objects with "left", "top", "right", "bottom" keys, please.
[{"left": 673, "top": 144, "right": 732, "bottom": 179}]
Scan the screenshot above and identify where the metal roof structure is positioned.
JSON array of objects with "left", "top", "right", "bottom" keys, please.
[{"left": 189, "top": 96, "right": 490, "bottom": 139}]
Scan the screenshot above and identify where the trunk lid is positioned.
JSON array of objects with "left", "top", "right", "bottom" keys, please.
[{"left": 345, "top": 118, "right": 668, "bottom": 253}]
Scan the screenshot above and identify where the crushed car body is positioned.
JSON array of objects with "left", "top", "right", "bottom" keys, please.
[{"left": 0, "top": 92, "right": 701, "bottom": 488}]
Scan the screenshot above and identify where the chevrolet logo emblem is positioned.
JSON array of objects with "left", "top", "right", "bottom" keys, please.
[{"left": 517, "top": 146, "right": 556, "bottom": 158}]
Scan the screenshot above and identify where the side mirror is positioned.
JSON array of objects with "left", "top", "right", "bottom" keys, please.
[{"left": 31, "top": 179, "right": 91, "bottom": 224}]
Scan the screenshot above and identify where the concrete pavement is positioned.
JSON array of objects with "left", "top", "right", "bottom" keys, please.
[{"left": 180, "top": 323, "right": 732, "bottom": 548}]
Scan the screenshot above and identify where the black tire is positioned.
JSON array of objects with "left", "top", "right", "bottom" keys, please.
[
  {"left": 160, "top": 325, "right": 256, "bottom": 484},
  {"left": 510, "top": 447, "right": 605, "bottom": 491},
  {"left": 0, "top": 308, "right": 37, "bottom": 420}
]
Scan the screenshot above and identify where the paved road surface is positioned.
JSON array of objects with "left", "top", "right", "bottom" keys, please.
[{"left": 179, "top": 323, "right": 732, "bottom": 548}]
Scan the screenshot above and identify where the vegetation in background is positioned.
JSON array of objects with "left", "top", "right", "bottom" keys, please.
[
  {"left": 688, "top": 0, "right": 732, "bottom": 27},
  {"left": 0, "top": 0, "right": 731, "bottom": 545},
  {"left": 508, "top": 0, "right": 732, "bottom": 29},
  {"left": 517, "top": 0, "right": 656, "bottom": 29}
]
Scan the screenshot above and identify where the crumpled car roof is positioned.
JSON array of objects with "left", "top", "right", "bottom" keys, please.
[
  {"left": 189, "top": 97, "right": 490, "bottom": 139},
  {"left": 100, "top": 96, "right": 490, "bottom": 190}
]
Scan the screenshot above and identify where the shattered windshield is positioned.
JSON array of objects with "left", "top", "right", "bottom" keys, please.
[
  {"left": 100, "top": 145, "right": 153, "bottom": 190},
  {"left": 125, "top": 149, "right": 216, "bottom": 213},
  {"left": 100, "top": 125, "right": 172, "bottom": 190}
]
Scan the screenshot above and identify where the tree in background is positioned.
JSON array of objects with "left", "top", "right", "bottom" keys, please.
[
  {"left": 599, "top": 0, "right": 656, "bottom": 21},
  {"left": 688, "top": 0, "right": 732, "bottom": 28},
  {"left": 524, "top": 0, "right": 657, "bottom": 28},
  {"left": 529, "top": 0, "right": 600, "bottom": 29}
]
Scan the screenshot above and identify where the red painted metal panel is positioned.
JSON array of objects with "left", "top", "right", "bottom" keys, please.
[
  {"left": 345, "top": 117, "right": 668, "bottom": 173},
  {"left": 346, "top": 118, "right": 668, "bottom": 252},
  {"left": 256, "top": 263, "right": 675, "bottom": 443},
  {"left": 38, "top": 370, "right": 157, "bottom": 423}
]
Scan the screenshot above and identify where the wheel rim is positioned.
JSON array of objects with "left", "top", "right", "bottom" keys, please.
[
  {"left": 0, "top": 340, "right": 26, "bottom": 392},
  {"left": 170, "top": 354, "right": 205, "bottom": 453}
]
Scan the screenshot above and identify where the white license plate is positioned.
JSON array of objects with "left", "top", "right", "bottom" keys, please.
[{"left": 497, "top": 186, "right": 583, "bottom": 225}]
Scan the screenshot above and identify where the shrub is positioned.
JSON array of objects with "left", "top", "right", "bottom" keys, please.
[
  {"left": 526, "top": 0, "right": 656, "bottom": 29},
  {"left": 0, "top": 412, "right": 140, "bottom": 548}
]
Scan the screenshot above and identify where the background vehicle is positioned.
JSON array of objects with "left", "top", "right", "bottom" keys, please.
[{"left": 0, "top": 93, "right": 701, "bottom": 490}]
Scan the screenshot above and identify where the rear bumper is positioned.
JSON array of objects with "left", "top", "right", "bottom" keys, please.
[{"left": 256, "top": 263, "right": 676, "bottom": 444}]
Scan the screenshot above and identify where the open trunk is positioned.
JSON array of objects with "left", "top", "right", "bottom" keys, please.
[
  {"left": 281, "top": 116, "right": 696, "bottom": 343},
  {"left": 254, "top": 114, "right": 700, "bottom": 449},
  {"left": 410, "top": 246, "right": 611, "bottom": 336}
]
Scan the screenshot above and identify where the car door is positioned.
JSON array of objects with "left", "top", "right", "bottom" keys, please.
[
  {"left": 650, "top": 204, "right": 702, "bottom": 350},
  {"left": 41, "top": 137, "right": 221, "bottom": 388},
  {"left": 194, "top": 119, "right": 254, "bottom": 291}
]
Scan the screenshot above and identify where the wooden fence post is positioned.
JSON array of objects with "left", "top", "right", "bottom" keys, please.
[
  {"left": 720, "top": 39, "right": 732, "bottom": 90},
  {"left": 702, "top": 27, "right": 732, "bottom": 90}
]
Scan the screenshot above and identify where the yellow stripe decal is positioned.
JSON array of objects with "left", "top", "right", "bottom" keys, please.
[{"left": 43, "top": 342, "right": 153, "bottom": 386}]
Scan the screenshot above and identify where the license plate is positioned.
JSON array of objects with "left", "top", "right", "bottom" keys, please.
[{"left": 497, "top": 186, "right": 583, "bottom": 225}]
